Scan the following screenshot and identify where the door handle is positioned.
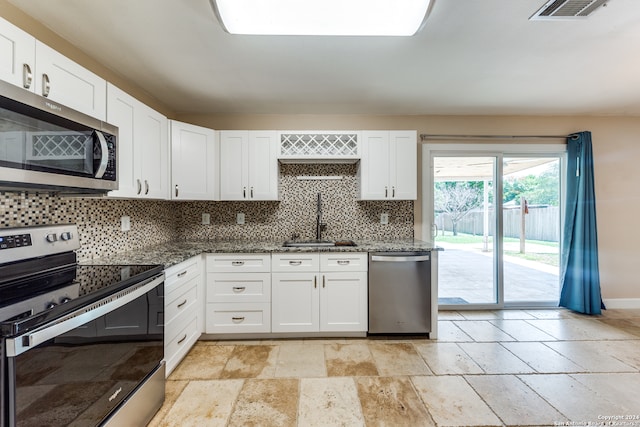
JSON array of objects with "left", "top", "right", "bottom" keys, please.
[
  {"left": 137, "top": 179, "right": 142, "bottom": 195},
  {"left": 175, "top": 185, "right": 179, "bottom": 197},
  {"left": 251, "top": 187, "right": 254, "bottom": 198},
  {"left": 177, "top": 299, "right": 187, "bottom": 308},
  {"left": 93, "top": 131, "right": 109, "bottom": 179},
  {"left": 23, "top": 64, "right": 33, "bottom": 89},
  {"left": 144, "top": 180, "right": 149, "bottom": 195},
  {"left": 41, "top": 73, "right": 50, "bottom": 97}
]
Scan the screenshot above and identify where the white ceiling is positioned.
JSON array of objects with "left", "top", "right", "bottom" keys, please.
[{"left": 9, "top": 0, "right": 640, "bottom": 116}]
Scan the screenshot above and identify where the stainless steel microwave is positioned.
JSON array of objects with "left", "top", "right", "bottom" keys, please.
[{"left": 0, "top": 79, "right": 117, "bottom": 193}]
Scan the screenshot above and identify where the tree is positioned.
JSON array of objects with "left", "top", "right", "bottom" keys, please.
[
  {"left": 435, "top": 182, "right": 484, "bottom": 236},
  {"left": 503, "top": 163, "right": 559, "bottom": 206}
]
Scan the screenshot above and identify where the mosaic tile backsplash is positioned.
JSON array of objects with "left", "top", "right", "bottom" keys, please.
[{"left": 1, "top": 164, "right": 413, "bottom": 260}]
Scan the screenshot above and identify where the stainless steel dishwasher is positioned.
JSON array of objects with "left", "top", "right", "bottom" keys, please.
[{"left": 368, "top": 252, "right": 431, "bottom": 334}]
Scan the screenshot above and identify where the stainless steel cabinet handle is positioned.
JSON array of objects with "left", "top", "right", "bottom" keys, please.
[
  {"left": 232, "top": 316, "right": 245, "bottom": 322},
  {"left": 137, "top": 179, "right": 142, "bottom": 195},
  {"left": 175, "top": 185, "right": 179, "bottom": 197},
  {"left": 177, "top": 299, "right": 187, "bottom": 308},
  {"left": 289, "top": 260, "right": 302, "bottom": 266},
  {"left": 385, "top": 186, "right": 388, "bottom": 198},
  {"left": 232, "top": 261, "right": 245, "bottom": 266},
  {"left": 392, "top": 186, "right": 395, "bottom": 198},
  {"left": 177, "top": 334, "right": 187, "bottom": 344},
  {"left": 371, "top": 255, "right": 430, "bottom": 262},
  {"left": 177, "top": 271, "right": 187, "bottom": 278},
  {"left": 41, "top": 73, "right": 50, "bottom": 97},
  {"left": 232, "top": 286, "right": 246, "bottom": 292},
  {"left": 250, "top": 187, "right": 254, "bottom": 198},
  {"left": 144, "top": 180, "right": 149, "bottom": 195},
  {"left": 23, "top": 64, "right": 32, "bottom": 89},
  {"left": 93, "top": 131, "right": 109, "bottom": 179},
  {"left": 337, "top": 260, "right": 350, "bottom": 265},
  {"left": 314, "top": 276, "right": 317, "bottom": 289},
  {"left": 243, "top": 187, "right": 246, "bottom": 198},
  {"left": 322, "top": 275, "right": 325, "bottom": 288}
]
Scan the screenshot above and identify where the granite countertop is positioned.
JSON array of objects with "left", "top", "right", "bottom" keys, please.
[{"left": 81, "top": 239, "right": 442, "bottom": 269}]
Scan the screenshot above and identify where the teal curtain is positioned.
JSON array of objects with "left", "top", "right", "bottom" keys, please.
[{"left": 559, "top": 131, "right": 604, "bottom": 314}]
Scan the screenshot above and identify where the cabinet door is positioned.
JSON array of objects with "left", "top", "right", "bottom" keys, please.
[
  {"left": 272, "top": 273, "right": 319, "bottom": 332},
  {"left": 0, "top": 17, "right": 36, "bottom": 90},
  {"left": 359, "top": 131, "right": 390, "bottom": 200},
  {"left": 320, "top": 272, "right": 368, "bottom": 332},
  {"left": 34, "top": 41, "right": 106, "bottom": 120},
  {"left": 106, "top": 84, "right": 138, "bottom": 198},
  {"left": 136, "top": 103, "right": 168, "bottom": 199},
  {"left": 219, "top": 130, "right": 248, "bottom": 200},
  {"left": 389, "top": 130, "right": 417, "bottom": 200},
  {"left": 248, "top": 131, "right": 279, "bottom": 200},
  {"left": 171, "top": 121, "right": 218, "bottom": 200}
]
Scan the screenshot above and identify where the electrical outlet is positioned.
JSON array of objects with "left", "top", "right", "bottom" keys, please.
[
  {"left": 237, "top": 212, "right": 245, "bottom": 225},
  {"left": 202, "top": 213, "right": 210, "bottom": 225},
  {"left": 121, "top": 215, "right": 131, "bottom": 232},
  {"left": 380, "top": 213, "right": 389, "bottom": 225}
]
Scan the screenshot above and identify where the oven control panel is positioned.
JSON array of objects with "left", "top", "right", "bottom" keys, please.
[
  {"left": 0, "top": 224, "right": 80, "bottom": 264},
  {"left": 0, "top": 233, "right": 32, "bottom": 250}
]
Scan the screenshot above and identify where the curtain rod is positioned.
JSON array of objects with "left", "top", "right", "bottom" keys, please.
[{"left": 420, "top": 134, "right": 578, "bottom": 141}]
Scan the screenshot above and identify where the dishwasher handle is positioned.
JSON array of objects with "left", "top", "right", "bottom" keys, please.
[{"left": 370, "top": 254, "right": 430, "bottom": 262}]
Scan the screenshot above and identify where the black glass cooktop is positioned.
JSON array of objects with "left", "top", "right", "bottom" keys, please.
[{"left": 0, "top": 263, "right": 163, "bottom": 336}]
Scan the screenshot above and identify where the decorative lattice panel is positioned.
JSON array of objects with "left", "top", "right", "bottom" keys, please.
[
  {"left": 280, "top": 133, "right": 358, "bottom": 157},
  {"left": 29, "top": 133, "right": 90, "bottom": 159}
]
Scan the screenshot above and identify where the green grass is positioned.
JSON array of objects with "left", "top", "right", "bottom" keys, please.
[
  {"left": 504, "top": 251, "right": 560, "bottom": 267},
  {"left": 436, "top": 232, "right": 560, "bottom": 267},
  {"left": 435, "top": 232, "right": 558, "bottom": 248}
]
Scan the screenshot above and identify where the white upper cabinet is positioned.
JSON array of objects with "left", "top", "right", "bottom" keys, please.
[
  {"left": 0, "top": 17, "right": 35, "bottom": 90},
  {"left": 359, "top": 130, "right": 417, "bottom": 200},
  {"left": 170, "top": 121, "right": 218, "bottom": 200},
  {"left": 0, "top": 18, "right": 106, "bottom": 120},
  {"left": 219, "top": 130, "right": 278, "bottom": 201},
  {"left": 106, "top": 83, "right": 169, "bottom": 199},
  {"left": 34, "top": 42, "right": 106, "bottom": 120}
]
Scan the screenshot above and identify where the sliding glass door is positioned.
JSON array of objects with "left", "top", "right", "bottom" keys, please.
[
  {"left": 424, "top": 144, "right": 565, "bottom": 309},
  {"left": 432, "top": 156, "right": 500, "bottom": 306}
]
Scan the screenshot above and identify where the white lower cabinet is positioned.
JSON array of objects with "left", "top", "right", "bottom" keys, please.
[
  {"left": 164, "top": 256, "right": 203, "bottom": 376},
  {"left": 206, "top": 254, "right": 272, "bottom": 333},
  {"left": 271, "top": 253, "right": 368, "bottom": 333}
]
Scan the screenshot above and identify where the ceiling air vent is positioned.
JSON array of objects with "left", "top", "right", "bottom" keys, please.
[{"left": 530, "top": 0, "right": 609, "bottom": 20}]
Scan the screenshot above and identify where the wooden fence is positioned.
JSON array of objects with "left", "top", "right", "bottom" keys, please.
[{"left": 436, "top": 206, "right": 560, "bottom": 242}]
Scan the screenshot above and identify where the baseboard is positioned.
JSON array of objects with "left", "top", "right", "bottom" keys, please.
[{"left": 603, "top": 298, "right": 640, "bottom": 309}]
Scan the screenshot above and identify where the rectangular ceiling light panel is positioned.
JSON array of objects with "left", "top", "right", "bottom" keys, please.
[
  {"left": 530, "top": 0, "right": 609, "bottom": 20},
  {"left": 212, "top": 0, "right": 433, "bottom": 36}
]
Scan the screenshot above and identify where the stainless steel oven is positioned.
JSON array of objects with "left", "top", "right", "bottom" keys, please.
[
  {"left": 0, "top": 225, "right": 165, "bottom": 427},
  {"left": 0, "top": 80, "right": 117, "bottom": 193}
]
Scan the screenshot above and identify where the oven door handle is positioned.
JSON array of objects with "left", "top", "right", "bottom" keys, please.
[{"left": 5, "top": 273, "right": 164, "bottom": 357}]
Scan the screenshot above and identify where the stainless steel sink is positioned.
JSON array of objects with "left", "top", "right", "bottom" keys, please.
[{"left": 282, "top": 240, "right": 357, "bottom": 247}]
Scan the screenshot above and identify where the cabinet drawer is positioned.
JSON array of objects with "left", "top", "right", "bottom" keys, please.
[
  {"left": 320, "top": 253, "right": 368, "bottom": 272},
  {"left": 165, "top": 315, "right": 199, "bottom": 376},
  {"left": 272, "top": 253, "right": 319, "bottom": 272},
  {"left": 206, "top": 303, "right": 271, "bottom": 333},
  {"left": 166, "top": 281, "right": 198, "bottom": 326},
  {"left": 207, "top": 253, "right": 270, "bottom": 273},
  {"left": 207, "top": 272, "right": 271, "bottom": 303},
  {"left": 165, "top": 257, "right": 201, "bottom": 294}
]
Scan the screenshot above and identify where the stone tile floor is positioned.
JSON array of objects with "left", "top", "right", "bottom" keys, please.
[{"left": 149, "top": 308, "right": 640, "bottom": 426}]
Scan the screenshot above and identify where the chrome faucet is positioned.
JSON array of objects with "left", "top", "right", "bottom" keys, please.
[{"left": 316, "top": 192, "right": 327, "bottom": 240}]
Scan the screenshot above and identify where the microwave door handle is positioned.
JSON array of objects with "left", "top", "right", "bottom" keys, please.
[{"left": 93, "top": 130, "right": 109, "bottom": 179}]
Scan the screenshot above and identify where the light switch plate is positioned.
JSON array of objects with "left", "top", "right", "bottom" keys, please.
[
  {"left": 237, "top": 212, "right": 245, "bottom": 225},
  {"left": 121, "top": 215, "right": 131, "bottom": 232},
  {"left": 380, "top": 213, "right": 389, "bottom": 225},
  {"left": 202, "top": 213, "right": 210, "bottom": 225}
]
